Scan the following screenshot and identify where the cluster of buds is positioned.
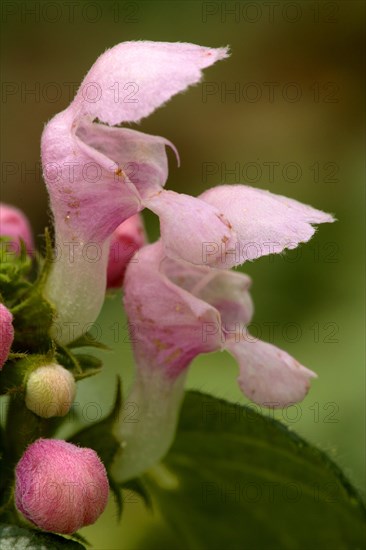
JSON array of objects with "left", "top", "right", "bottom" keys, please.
[
  {"left": 0, "top": 204, "right": 111, "bottom": 533},
  {"left": 0, "top": 40, "right": 334, "bottom": 536}
]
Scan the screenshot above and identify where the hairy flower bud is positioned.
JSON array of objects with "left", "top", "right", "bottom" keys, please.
[
  {"left": 0, "top": 303, "right": 14, "bottom": 369},
  {"left": 25, "top": 363, "right": 76, "bottom": 418},
  {"left": 0, "top": 203, "right": 33, "bottom": 254},
  {"left": 15, "top": 439, "right": 109, "bottom": 534}
]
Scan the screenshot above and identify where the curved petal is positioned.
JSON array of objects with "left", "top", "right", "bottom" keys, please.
[
  {"left": 227, "top": 338, "right": 316, "bottom": 407},
  {"left": 161, "top": 256, "right": 254, "bottom": 327},
  {"left": 42, "top": 110, "right": 144, "bottom": 244},
  {"left": 75, "top": 117, "right": 178, "bottom": 199},
  {"left": 200, "top": 185, "right": 335, "bottom": 268},
  {"left": 72, "top": 41, "right": 229, "bottom": 124},
  {"left": 145, "top": 190, "right": 238, "bottom": 267}
]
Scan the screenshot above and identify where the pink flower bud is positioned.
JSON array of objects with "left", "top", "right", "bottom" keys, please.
[
  {"left": 0, "top": 303, "right": 14, "bottom": 369},
  {"left": 107, "top": 214, "right": 146, "bottom": 288},
  {"left": 25, "top": 364, "right": 76, "bottom": 418},
  {"left": 0, "top": 203, "right": 33, "bottom": 255},
  {"left": 15, "top": 439, "right": 109, "bottom": 534}
]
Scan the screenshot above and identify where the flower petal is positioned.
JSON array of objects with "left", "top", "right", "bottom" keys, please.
[
  {"left": 75, "top": 117, "right": 178, "bottom": 198},
  {"left": 145, "top": 190, "right": 237, "bottom": 267},
  {"left": 124, "top": 241, "right": 222, "bottom": 378},
  {"left": 161, "top": 256, "right": 253, "bottom": 326},
  {"left": 227, "top": 338, "right": 316, "bottom": 407},
  {"left": 200, "top": 185, "right": 335, "bottom": 268},
  {"left": 42, "top": 110, "right": 141, "bottom": 244},
  {"left": 72, "top": 41, "right": 229, "bottom": 124}
]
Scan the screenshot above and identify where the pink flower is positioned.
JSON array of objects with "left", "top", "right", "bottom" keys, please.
[
  {"left": 41, "top": 41, "right": 228, "bottom": 343},
  {"left": 41, "top": 40, "right": 334, "bottom": 344},
  {"left": 15, "top": 439, "right": 109, "bottom": 534},
  {"left": 111, "top": 239, "right": 320, "bottom": 482},
  {"left": 0, "top": 303, "right": 14, "bottom": 369},
  {"left": 107, "top": 214, "right": 146, "bottom": 288},
  {"left": 0, "top": 203, "right": 33, "bottom": 255}
]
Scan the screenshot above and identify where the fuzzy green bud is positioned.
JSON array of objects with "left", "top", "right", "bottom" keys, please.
[{"left": 25, "top": 363, "right": 76, "bottom": 418}]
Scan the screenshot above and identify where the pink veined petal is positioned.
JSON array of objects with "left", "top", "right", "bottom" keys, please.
[
  {"left": 145, "top": 190, "right": 238, "bottom": 267},
  {"left": 124, "top": 242, "right": 222, "bottom": 378},
  {"left": 194, "top": 270, "right": 253, "bottom": 327},
  {"left": 161, "top": 255, "right": 254, "bottom": 327},
  {"left": 107, "top": 214, "right": 146, "bottom": 288},
  {"left": 75, "top": 117, "right": 179, "bottom": 198},
  {"left": 72, "top": 41, "right": 229, "bottom": 124},
  {"left": 226, "top": 338, "right": 317, "bottom": 407},
  {"left": 200, "top": 185, "right": 336, "bottom": 268},
  {"left": 42, "top": 110, "right": 142, "bottom": 243},
  {"left": 42, "top": 115, "right": 178, "bottom": 244}
]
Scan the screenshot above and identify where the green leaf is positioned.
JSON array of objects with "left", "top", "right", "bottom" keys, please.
[
  {"left": 72, "top": 354, "right": 103, "bottom": 380},
  {"left": 122, "top": 478, "right": 152, "bottom": 509},
  {"left": 0, "top": 353, "right": 55, "bottom": 396},
  {"left": 144, "top": 391, "right": 366, "bottom": 550},
  {"left": 10, "top": 289, "right": 55, "bottom": 353},
  {"left": 56, "top": 346, "right": 103, "bottom": 380},
  {"left": 0, "top": 523, "right": 85, "bottom": 549},
  {"left": 67, "top": 332, "right": 110, "bottom": 351}
]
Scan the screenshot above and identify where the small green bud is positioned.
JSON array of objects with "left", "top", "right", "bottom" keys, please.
[{"left": 25, "top": 363, "right": 76, "bottom": 418}]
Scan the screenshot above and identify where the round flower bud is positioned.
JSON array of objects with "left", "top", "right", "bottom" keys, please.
[
  {"left": 25, "top": 363, "right": 76, "bottom": 418},
  {"left": 0, "top": 203, "right": 34, "bottom": 254},
  {"left": 0, "top": 303, "right": 14, "bottom": 369},
  {"left": 107, "top": 214, "right": 146, "bottom": 288},
  {"left": 15, "top": 439, "right": 109, "bottom": 534}
]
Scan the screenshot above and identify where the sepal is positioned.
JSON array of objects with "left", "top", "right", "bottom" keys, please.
[
  {"left": 0, "top": 238, "right": 32, "bottom": 303},
  {"left": 0, "top": 352, "right": 55, "bottom": 396}
]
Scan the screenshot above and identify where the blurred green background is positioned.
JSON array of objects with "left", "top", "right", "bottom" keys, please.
[{"left": 1, "top": 1, "right": 365, "bottom": 548}]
